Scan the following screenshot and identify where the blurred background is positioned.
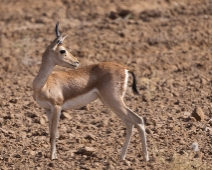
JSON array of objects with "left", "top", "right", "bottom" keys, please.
[{"left": 0, "top": 0, "right": 212, "bottom": 169}]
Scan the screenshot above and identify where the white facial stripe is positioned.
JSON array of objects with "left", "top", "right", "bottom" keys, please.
[{"left": 59, "top": 46, "right": 66, "bottom": 50}]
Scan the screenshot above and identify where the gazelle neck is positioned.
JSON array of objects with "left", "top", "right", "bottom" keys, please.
[{"left": 33, "top": 51, "right": 55, "bottom": 91}]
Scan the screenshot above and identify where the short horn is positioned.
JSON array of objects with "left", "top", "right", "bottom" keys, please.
[{"left": 55, "top": 22, "right": 60, "bottom": 37}]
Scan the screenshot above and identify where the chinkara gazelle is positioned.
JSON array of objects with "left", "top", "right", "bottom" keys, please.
[{"left": 32, "top": 22, "right": 149, "bottom": 161}]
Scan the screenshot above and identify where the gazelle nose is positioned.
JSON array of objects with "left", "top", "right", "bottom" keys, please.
[{"left": 74, "top": 61, "right": 79, "bottom": 67}]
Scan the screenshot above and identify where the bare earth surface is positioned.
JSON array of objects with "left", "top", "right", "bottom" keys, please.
[{"left": 1, "top": 0, "right": 212, "bottom": 169}]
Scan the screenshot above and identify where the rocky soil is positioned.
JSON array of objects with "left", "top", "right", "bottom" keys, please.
[{"left": 1, "top": 0, "right": 212, "bottom": 169}]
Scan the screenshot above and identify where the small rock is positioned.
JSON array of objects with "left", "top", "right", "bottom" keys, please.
[
  {"left": 172, "top": 126, "right": 180, "bottom": 132},
  {"left": 108, "top": 11, "right": 118, "bottom": 20},
  {"left": 76, "top": 146, "right": 96, "bottom": 156},
  {"left": 61, "top": 112, "right": 71, "bottom": 120},
  {"left": 191, "top": 107, "right": 204, "bottom": 121},
  {"left": 69, "top": 133, "right": 75, "bottom": 138},
  {"left": 85, "top": 134, "right": 96, "bottom": 140},
  {"left": 184, "top": 111, "right": 191, "bottom": 117},
  {"left": 25, "top": 112, "right": 37, "bottom": 118},
  {"left": 156, "top": 123, "right": 163, "bottom": 128},
  {"left": 0, "top": 128, "right": 8, "bottom": 134},
  {"left": 190, "top": 117, "right": 196, "bottom": 122},
  {"left": 33, "top": 117, "right": 40, "bottom": 124},
  {"left": 192, "top": 142, "right": 199, "bottom": 152},
  {"left": 30, "top": 151, "right": 36, "bottom": 156},
  {"left": 200, "top": 78, "right": 207, "bottom": 85},
  {"left": 123, "top": 160, "right": 131, "bottom": 166},
  {"left": 9, "top": 99, "right": 18, "bottom": 104},
  {"left": 59, "top": 134, "right": 66, "bottom": 140},
  {"left": 82, "top": 155, "right": 87, "bottom": 159},
  {"left": 205, "top": 127, "right": 212, "bottom": 135},
  {"left": 39, "top": 117, "right": 46, "bottom": 125},
  {"left": 108, "top": 165, "right": 115, "bottom": 170},
  {"left": 145, "top": 127, "right": 153, "bottom": 134},
  {"left": 194, "top": 152, "right": 203, "bottom": 159},
  {"left": 208, "top": 119, "right": 212, "bottom": 126},
  {"left": 84, "top": 146, "right": 96, "bottom": 152},
  {"left": 3, "top": 113, "right": 14, "bottom": 119},
  {"left": 179, "top": 139, "right": 185, "bottom": 145},
  {"left": 166, "top": 78, "right": 174, "bottom": 87},
  {"left": 48, "top": 162, "right": 54, "bottom": 167},
  {"left": 13, "top": 154, "right": 21, "bottom": 158},
  {"left": 191, "top": 126, "right": 196, "bottom": 133},
  {"left": 145, "top": 118, "right": 156, "bottom": 126},
  {"left": 0, "top": 100, "right": 6, "bottom": 106},
  {"left": 80, "top": 165, "right": 91, "bottom": 170},
  {"left": 169, "top": 123, "right": 174, "bottom": 128},
  {"left": 154, "top": 128, "right": 161, "bottom": 134},
  {"left": 70, "top": 152, "right": 75, "bottom": 157},
  {"left": 172, "top": 92, "right": 179, "bottom": 97},
  {"left": 94, "top": 162, "right": 100, "bottom": 167},
  {"left": 42, "top": 144, "right": 49, "bottom": 148}
]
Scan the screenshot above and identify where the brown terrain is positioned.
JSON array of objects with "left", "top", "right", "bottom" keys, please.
[{"left": 1, "top": 0, "right": 212, "bottom": 169}]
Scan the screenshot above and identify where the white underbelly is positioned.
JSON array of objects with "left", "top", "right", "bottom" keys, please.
[{"left": 62, "top": 89, "right": 99, "bottom": 110}]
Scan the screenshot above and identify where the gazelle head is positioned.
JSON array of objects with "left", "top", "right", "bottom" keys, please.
[{"left": 46, "top": 22, "right": 79, "bottom": 68}]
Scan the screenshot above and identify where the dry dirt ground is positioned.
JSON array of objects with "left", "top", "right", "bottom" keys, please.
[{"left": 1, "top": 0, "right": 212, "bottom": 169}]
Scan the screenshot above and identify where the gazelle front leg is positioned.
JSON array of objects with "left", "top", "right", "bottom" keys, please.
[
  {"left": 46, "top": 109, "right": 59, "bottom": 139},
  {"left": 46, "top": 109, "right": 51, "bottom": 137},
  {"left": 50, "top": 105, "right": 61, "bottom": 160}
]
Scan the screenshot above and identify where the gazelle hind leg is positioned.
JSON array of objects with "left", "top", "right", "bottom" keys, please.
[
  {"left": 99, "top": 93, "right": 148, "bottom": 161},
  {"left": 120, "top": 119, "right": 134, "bottom": 160},
  {"left": 126, "top": 107, "right": 149, "bottom": 161}
]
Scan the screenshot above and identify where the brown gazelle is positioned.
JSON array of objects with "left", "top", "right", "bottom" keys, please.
[{"left": 32, "top": 23, "right": 149, "bottom": 161}]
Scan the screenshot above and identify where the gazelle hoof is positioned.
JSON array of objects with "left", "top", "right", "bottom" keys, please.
[
  {"left": 120, "top": 155, "right": 126, "bottom": 161},
  {"left": 144, "top": 155, "right": 149, "bottom": 162},
  {"left": 51, "top": 153, "right": 58, "bottom": 160}
]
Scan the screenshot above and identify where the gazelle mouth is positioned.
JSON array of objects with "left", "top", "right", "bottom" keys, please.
[{"left": 70, "top": 63, "right": 79, "bottom": 68}]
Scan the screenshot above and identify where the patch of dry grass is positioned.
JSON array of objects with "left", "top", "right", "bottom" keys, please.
[{"left": 151, "top": 145, "right": 209, "bottom": 170}]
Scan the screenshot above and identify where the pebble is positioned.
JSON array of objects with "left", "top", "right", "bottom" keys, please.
[
  {"left": 61, "top": 112, "right": 72, "bottom": 120},
  {"left": 191, "top": 107, "right": 204, "bottom": 121}
]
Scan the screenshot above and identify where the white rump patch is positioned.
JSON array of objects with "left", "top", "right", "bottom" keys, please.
[
  {"left": 62, "top": 88, "right": 99, "bottom": 110},
  {"left": 122, "top": 69, "right": 129, "bottom": 97}
]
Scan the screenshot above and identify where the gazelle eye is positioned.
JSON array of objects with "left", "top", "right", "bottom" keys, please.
[{"left": 60, "top": 50, "right": 66, "bottom": 54}]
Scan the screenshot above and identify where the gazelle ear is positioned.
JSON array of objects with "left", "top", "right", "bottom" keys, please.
[
  {"left": 61, "top": 35, "right": 68, "bottom": 42},
  {"left": 52, "top": 43, "right": 58, "bottom": 51},
  {"left": 52, "top": 35, "right": 68, "bottom": 51}
]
